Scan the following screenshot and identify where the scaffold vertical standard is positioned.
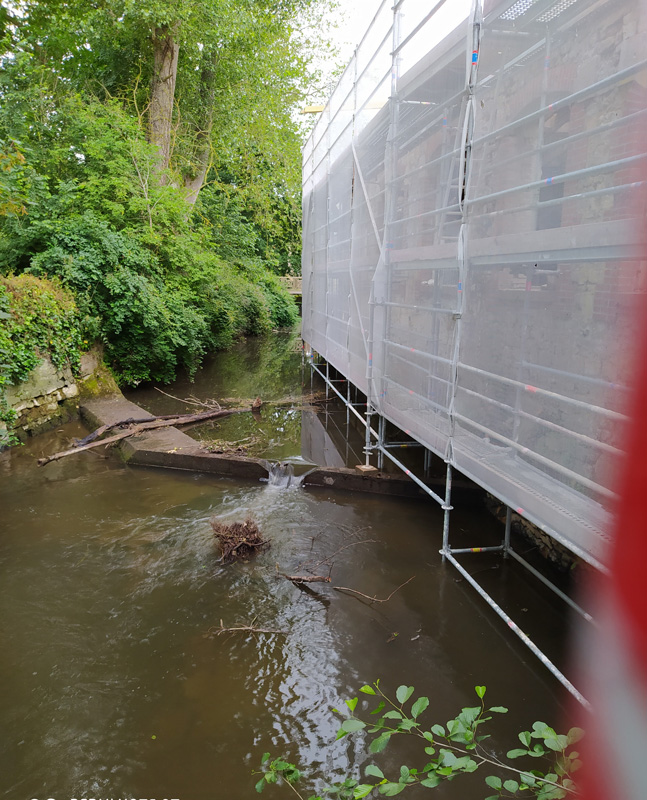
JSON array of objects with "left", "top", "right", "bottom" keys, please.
[{"left": 301, "top": 0, "right": 647, "bottom": 703}]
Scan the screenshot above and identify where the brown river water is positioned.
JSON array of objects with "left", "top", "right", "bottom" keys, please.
[{"left": 1, "top": 332, "right": 577, "bottom": 800}]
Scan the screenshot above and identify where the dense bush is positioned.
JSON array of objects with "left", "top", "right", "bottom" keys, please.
[
  {"left": 17, "top": 212, "right": 298, "bottom": 386},
  {"left": 0, "top": 274, "right": 83, "bottom": 384},
  {"left": 0, "top": 274, "right": 83, "bottom": 438}
]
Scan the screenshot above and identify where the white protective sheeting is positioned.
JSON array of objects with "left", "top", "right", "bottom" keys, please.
[{"left": 301, "top": 0, "right": 647, "bottom": 567}]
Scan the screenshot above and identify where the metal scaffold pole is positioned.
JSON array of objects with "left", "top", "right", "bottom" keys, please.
[{"left": 300, "top": 0, "right": 638, "bottom": 711}]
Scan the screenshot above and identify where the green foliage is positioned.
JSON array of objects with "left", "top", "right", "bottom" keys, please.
[
  {"left": 0, "top": 274, "right": 82, "bottom": 383},
  {"left": 0, "top": 274, "right": 83, "bottom": 442},
  {"left": 254, "top": 683, "right": 583, "bottom": 800},
  {"left": 17, "top": 212, "right": 297, "bottom": 385},
  {"left": 0, "top": 0, "right": 316, "bottom": 386}
]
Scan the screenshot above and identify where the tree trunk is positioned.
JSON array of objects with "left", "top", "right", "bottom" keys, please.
[
  {"left": 184, "top": 134, "right": 211, "bottom": 205},
  {"left": 183, "top": 64, "right": 216, "bottom": 206},
  {"left": 150, "top": 23, "right": 180, "bottom": 178}
]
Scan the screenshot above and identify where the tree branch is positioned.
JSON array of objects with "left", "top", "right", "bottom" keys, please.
[{"left": 333, "top": 576, "right": 415, "bottom": 605}]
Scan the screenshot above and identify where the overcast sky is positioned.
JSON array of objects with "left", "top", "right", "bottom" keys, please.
[{"left": 323, "top": 0, "right": 472, "bottom": 90}]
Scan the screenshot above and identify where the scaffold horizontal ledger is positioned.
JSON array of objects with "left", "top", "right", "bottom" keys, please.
[{"left": 301, "top": 0, "right": 647, "bottom": 705}]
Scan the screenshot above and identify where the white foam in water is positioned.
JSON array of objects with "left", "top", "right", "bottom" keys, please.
[{"left": 265, "top": 462, "right": 304, "bottom": 489}]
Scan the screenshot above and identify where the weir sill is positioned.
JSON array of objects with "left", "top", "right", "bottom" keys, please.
[{"left": 80, "top": 398, "right": 479, "bottom": 501}]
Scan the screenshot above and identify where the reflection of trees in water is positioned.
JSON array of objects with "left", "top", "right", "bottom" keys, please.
[{"left": 206, "top": 329, "right": 303, "bottom": 401}]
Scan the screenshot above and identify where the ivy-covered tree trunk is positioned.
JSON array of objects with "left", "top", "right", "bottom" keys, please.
[{"left": 149, "top": 23, "right": 180, "bottom": 179}]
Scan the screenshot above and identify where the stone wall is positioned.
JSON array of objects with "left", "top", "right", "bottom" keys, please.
[
  {"left": 2, "top": 348, "right": 120, "bottom": 444},
  {"left": 484, "top": 493, "right": 578, "bottom": 573}
]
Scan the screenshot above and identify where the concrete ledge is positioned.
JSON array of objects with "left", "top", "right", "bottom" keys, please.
[
  {"left": 304, "top": 466, "right": 477, "bottom": 503},
  {"left": 305, "top": 467, "right": 436, "bottom": 498},
  {"left": 80, "top": 397, "right": 479, "bottom": 501},
  {"left": 81, "top": 397, "right": 155, "bottom": 429},
  {"left": 119, "top": 426, "right": 268, "bottom": 481}
]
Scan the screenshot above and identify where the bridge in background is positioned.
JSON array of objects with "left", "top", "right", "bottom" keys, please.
[{"left": 279, "top": 276, "right": 302, "bottom": 296}]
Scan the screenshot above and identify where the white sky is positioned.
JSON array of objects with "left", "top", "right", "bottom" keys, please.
[{"left": 318, "top": 0, "right": 472, "bottom": 101}]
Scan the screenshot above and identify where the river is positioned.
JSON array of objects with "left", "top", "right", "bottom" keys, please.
[{"left": 0, "top": 332, "right": 574, "bottom": 799}]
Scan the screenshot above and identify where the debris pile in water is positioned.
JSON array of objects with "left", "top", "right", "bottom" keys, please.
[{"left": 210, "top": 517, "right": 268, "bottom": 562}]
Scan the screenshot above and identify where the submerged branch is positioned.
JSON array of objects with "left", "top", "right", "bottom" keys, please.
[
  {"left": 204, "top": 619, "right": 289, "bottom": 638},
  {"left": 333, "top": 576, "right": 415, "bottom": 605}
]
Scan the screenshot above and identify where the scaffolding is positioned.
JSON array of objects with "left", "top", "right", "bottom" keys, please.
[{"left": 302, "top": 0, "right": 647, "bottom": 706}]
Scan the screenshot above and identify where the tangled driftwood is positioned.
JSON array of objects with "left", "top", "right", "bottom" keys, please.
[
  {"left": 37, "top": 399, "right": 262, "bottom": 467},
  {"left": 210, "top": 517, "right": 269, "bottom": 562}
]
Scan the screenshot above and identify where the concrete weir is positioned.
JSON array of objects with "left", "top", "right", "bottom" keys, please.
[{"left": 80, "top": 397, "right": 473, "bottom": 501}]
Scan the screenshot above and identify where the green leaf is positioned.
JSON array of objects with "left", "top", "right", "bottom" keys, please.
[
  {"left": 504, "top": 780, "right": 520, "bottom": 793},
  {"left": 360, "top": 685, "right": 376, "bottom": 695},
  {"left": 441, "top": 751, "right": 458, "bottom": 767},
  {"left": 261, "top": 752, "right": 271, "bottom": 764},
  {"left": 398, "top": 719, "right": 418, "bottom": 732},
  {"left": 342, "top": 718, "right": 367, "bottom": 733},
  {"left": 383, "top": 710, "right": 403, "bottom": 720},
  {"left": 431, "top": 724, "right": 446, "bottom": 737},
  {"left": 531, "top": 721, "right": 555, "bottom": 738},
  {"left": 489, "top": 706, "right": 508, "bottom": 714},
  {"left": 335, "top": 729, "right": 348, "bottom": 741},
  {"left": 420, "top": 775, "right": 441, "bottom": 788},
  {"left": 411, "top": 696, "right": 429, "bottom": 719},
  {"left": 537, "top": 787, "right": 567, "bottom": 800},
  {"left": 485, "top": 775, "right": 502, "bottom": 790},
  {"left": 475, "top": 686, "right": 486, "bottom": 699},
  {"left": 353, "top": 785, "right": 373, "bottom": 798},
  {"left": 346, "top": 697, "right": 358, "bottom": 713},
  {"left": 519, "top": 731, "right": 532, "bottom": 747},
  {"left": 380, "top": 782, "right": 406, "bottom": 796},
  {"left": 507, "top": 748, "right": 529, "bottom": 759},
  {"left": 369, "top": 732, "right": 392, "bottom": 753},
  {"left": 545, "top": 734, "right": 569, "bottom": 752},
  {"left": 567, "top": 727, "right": 585, "bottom": 744},
  {"left": 396, "top": 685, "right": 414, "bottom": 704},
  {"left": 371, "top": 701, "right": 386, "bottom": 715},
  {"left": 365, "top": 765, "right": 385, "bottom": 779},
  {"left": 255, "top": 777, "right": 265, "bottom": 793},
  {"left": 457, "top": 707, "right": 480, "bottom": 728}
]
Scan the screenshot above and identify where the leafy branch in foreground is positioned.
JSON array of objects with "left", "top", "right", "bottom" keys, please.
[{"left": 253, "top": 683, "right": 583, "bottom": 800}]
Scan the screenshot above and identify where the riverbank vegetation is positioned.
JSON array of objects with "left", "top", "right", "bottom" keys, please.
[{"left": 0, "top": 0, "right": 335, "bottom": 387}]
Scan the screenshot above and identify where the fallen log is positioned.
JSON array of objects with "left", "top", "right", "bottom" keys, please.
[
  {"left": 282, "top": 574, "right": 332, "bottom": 585},
  {"left": 38, "top": 403, "right": 261, "bottom": 467}
]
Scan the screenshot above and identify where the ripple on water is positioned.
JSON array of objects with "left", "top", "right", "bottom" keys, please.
[{"left": 1, "top": 362, "right": 569, "bottom": 797}]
